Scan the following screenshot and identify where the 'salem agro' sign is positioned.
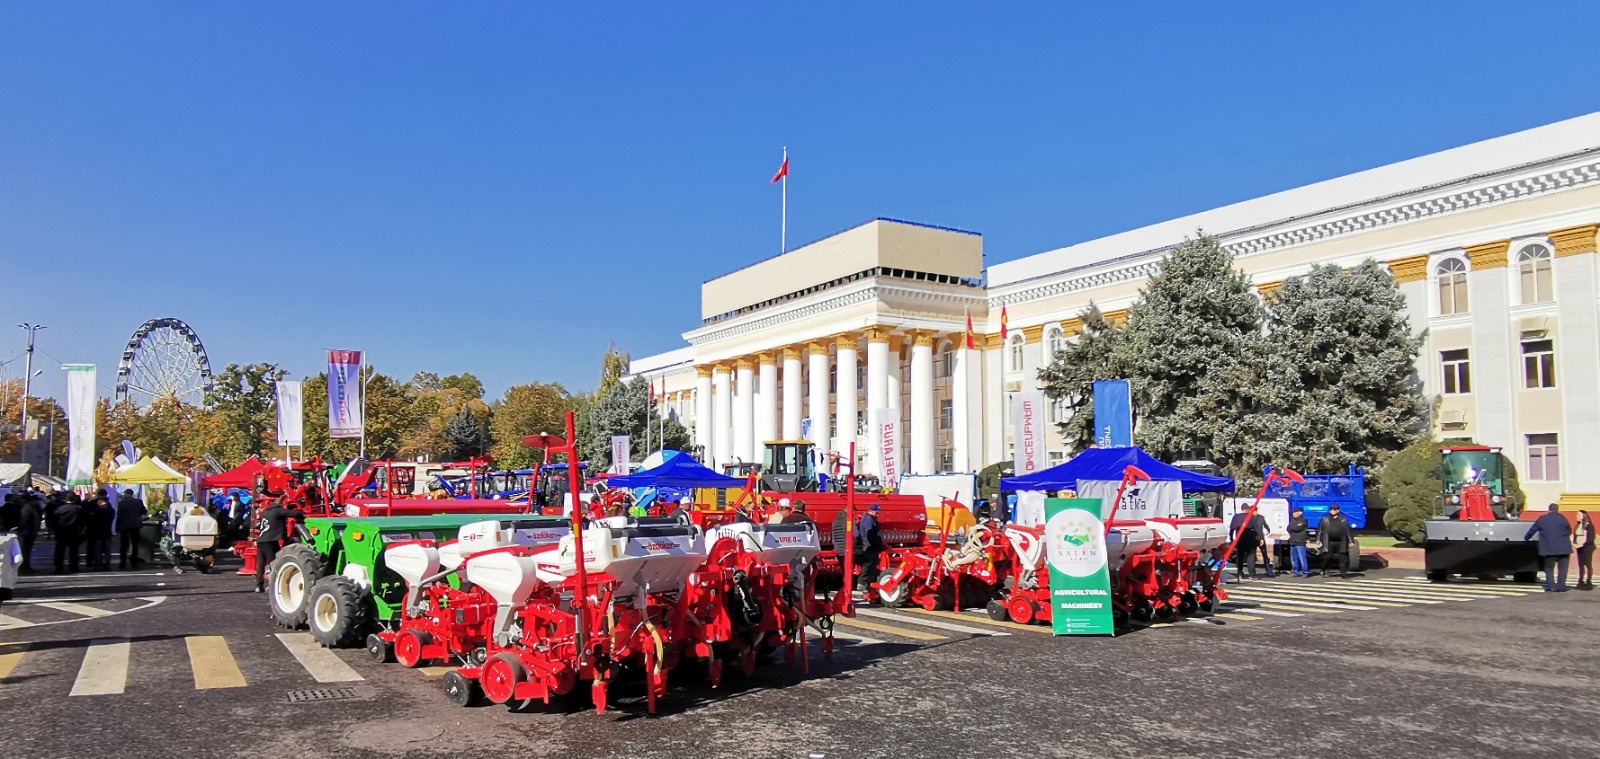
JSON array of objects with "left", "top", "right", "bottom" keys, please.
[{"left": 1043, "top": 497, "right": 1115, "bottom": 635}]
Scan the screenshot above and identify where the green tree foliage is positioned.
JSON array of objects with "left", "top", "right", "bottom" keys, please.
[
  {"left": 583, "top": 377, "right": 688, "bottom": 469},
  {"left": 204, "top": 363, "right": 286, "bottom": 464},
  {"left": 1113, "top": 234, "right": 1266, "bottom": 474},
  {"left": 593, "top": 345, "right": 630, "bottom": 406},
  {"left": 1262, "top": 262, "right": 1427, "bottom": 472},
  {"left": 301, "top": 369, "right": 417, "bottom": 462},
  {"left": 1377, "top": 438, "right": 1441, "bottom": 545},
  {"left": 1038, "top": 303, "right": 1123, "bottom": 454},
  {"left": 442, "top": 373, "right": 484, "bottom": 400},
  {"left": 443, "top": 409, "right": 490, "bottom": 460},
  {"left": 490, "top": 382, "right": 576, "bottom": 467}
]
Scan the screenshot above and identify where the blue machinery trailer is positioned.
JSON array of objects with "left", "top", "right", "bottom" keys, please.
[{"left": 1263, "top": 465, "right": 1368, "bottom": 529}]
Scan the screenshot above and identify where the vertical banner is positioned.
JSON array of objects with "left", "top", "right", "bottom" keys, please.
[
  {"left": 611, "top": 435, "right": 632, "bottom": 474},
  {"left": 1043, "top": 496, "right": 1115, "bottom": 635},
  {"left": 64, "top": 364, "right": 97, "bottom": 487},
  {"left": 276, "top": 380, "right": 304, "bottom": 447},
  {"left": 869, "top": 407, "right": 899, "bottom": 489},
  {"left": 1092, "top": 379, "right": 1132, "bottom": 447},
  {"left": 327, "top": 350, "right": 364, "bottom": 439},
  {"left": 1011, "top": 390, "right": 1048, "bottom": 476}
]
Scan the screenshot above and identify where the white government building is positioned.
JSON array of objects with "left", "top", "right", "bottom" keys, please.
[{"left": 629, "top": 111, "right": 1600, "bottom": 511}]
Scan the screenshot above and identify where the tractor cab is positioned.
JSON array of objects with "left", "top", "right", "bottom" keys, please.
[
  {"left": 722, "top": 461, "right": 761, "bottom": 479},
  {"left": 760, "top": 440, "right": 819, "bottom": 493},
  {"left": 1440, "top": 446, "right": 1514, "bottom": 520}
]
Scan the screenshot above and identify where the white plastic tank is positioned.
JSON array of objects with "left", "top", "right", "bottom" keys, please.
[
  {"left": 173, "top": 505, "right": 218, "bottom": 551},
  {"left": 385, "top": 542, "right": 441, "bottom": 588},
  {"left": 702, "top": 522, "right": 821, "bottom": 566},
  {"left": 1147, "top": 517, "right": 1227, "bottom": 552},
  {"left": 548, "top": 522, "right": 706, "bottom": 597},
  {"left": 1106, "top": 520, "right": 1157, "bottom": 565},
  {"left": 466, "top": 550, "right": 542, "bottom": 607}
]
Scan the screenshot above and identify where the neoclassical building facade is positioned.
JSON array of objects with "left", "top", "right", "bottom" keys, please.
[{"left": 632, "top": 111, "right": 1600, "bottom": 510}]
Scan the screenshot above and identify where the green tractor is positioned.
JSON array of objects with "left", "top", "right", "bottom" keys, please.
[{"left": 267, "top": 514, "right": 567, "bottom": 648}]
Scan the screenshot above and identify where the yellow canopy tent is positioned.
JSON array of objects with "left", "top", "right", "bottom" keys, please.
[{"left": 111, "top": 456, "right": 188, "bottom": 485}]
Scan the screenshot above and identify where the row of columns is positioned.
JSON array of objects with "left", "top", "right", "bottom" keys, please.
[{"left": 693, "top": 328, "right": 962, "bottom": 477}]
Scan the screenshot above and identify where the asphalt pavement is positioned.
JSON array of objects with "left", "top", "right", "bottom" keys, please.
[{"left": 2, "top": 543, "right": 1596, "bottom": 759}]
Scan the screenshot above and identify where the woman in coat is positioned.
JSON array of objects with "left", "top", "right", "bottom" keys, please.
[{"left": 1574, "top": 511, "right": 1595, "bottom": 591}]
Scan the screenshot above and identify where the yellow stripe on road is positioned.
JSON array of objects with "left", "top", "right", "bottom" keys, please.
[
  {"left": 833, "top": 615, "right": 946, "bottom": 641},
  {"left": 920, "top": 608, "right": 1054, "bottom": 634},
  {"left": 186, "top": 636, "right": 247, "bottom": 690},
  {"left": 0, "top": 647, "right": 26, "bottom": 682},
  {"left": 70, "top": 639, "right": 130, "bottom": 696},
  {"left": 275, "top": 633, "right": 364, "bottom": 683},
  {"left": 1, "top": 614, "right": 35, "bottom": 630},
  {"left": 418, "top": 666, "right": 453, "bottom": 678},
  {"left": 1210, "top": 612, "right": 1263, "bottom": 621}
]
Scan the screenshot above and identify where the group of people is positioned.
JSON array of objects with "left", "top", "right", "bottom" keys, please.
[
  {"left": 1227, "top": 504, "right": 1357, "bottom": 581},
  {"left": 0, "top": 488, "right": 150, "bottom": 574},
  {"left": 1524, "top": 505, "right": 1596, "bottom": 592}
]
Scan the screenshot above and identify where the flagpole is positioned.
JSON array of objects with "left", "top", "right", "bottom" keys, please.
[{"left": 780, "top": 146, "right": 787, "bottom": 253}]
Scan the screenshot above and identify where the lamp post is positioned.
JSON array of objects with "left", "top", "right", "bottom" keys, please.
[{"left": 17, "top": 324, "right": 45, "bottom": 465}]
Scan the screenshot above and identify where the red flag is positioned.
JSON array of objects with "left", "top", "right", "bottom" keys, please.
[
  {"left": 770, "top": 157, "right": 788, "bottom": 184},
  {"left": 648, "top": 378, "right": 654, "bottom": 402},
  {"left": 964, "top": 308, "right": 975, "bottom": 350},
  {"left": 999, "top": 302, "right": 1009, "bottom": 341}
]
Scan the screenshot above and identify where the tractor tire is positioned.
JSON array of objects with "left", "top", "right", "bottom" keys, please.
[
  {"left": 442, "top": 670, "right": 480, "bottom": 708},
  {"left": 928, "top": 588, "right": 954, "bottom": 612},
  {"left": 269, "top": 544, "right": 328, "bottom": 629},
  {"left": 1155, "top": 604, "right": 1177, "bottom": 621},
  {"left": 1513, "top": 571, "right": 1539, "bottom": 584},
  {"left": 307, "top": 575, "right": 373, "bottom": 649},
  {"left": 876, "top": 569, "right": 909, "bottom": 608},
  {"left": 365, "top": 633, "right": 393, "bottom": 663},
  {"left": 1426, "top": 569, "right": 1449, "bottom": 583},
  {"left": 985, "top": 599, "right": 1009, "bottom": 622}
]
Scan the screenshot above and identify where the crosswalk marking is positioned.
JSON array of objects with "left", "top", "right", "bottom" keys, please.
[
  {"left": 854, "top": 607, "right": 1011, "bottom": 636},
  {"left": 69, "top": 639, "right": 130, "bottom": 696},
  {"left": 1322, "top": 584, "right": 1488, "bottom": 601},
  {"left": 1238, "top": 600, "right": 1340, "bottom": 614},
  {"left": 1, "top": 614, "right": 35, "bottom": 629},
  {"left": 834, "top": 615, "right": 947, "bottom": 641},
  {"left": 1219, "top": 605, "right": 1302, "bottom": 618},
  {"left": 275, "top": 633, "right": 364, "bottom": 683},
  {"left": 1210, "top": 611, "right": 1264, "bottom": 621},
  {"left": 186, "top": 636, "right": 247, "bottom": 690},
  {"left": 35, "top": 601, "right": 115, "bottom": 618},
  {"left": 927, "top": 608, "right": 1051, "bottom": 634},
  {"left": 1224, "top": 590, "right": 1383, "bottom": 610},
  {"left": 1359, "top": 579, "right": 1533, "bottom": 596},
  {"left": 1227, "top": 586, "right": 1417, "bottom": 606},
  {"left": 0, "top": 647, "right": 26, "bottom": 681}
]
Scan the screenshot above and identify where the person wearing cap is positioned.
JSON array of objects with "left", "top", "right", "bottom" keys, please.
[
  {"left": 1318, "top": 504, "right": 1353, "bottom": 579},
  {"left": 769, "top": 498, "right": 792, "bottom": 524},
  {"left": 856, "top": 504, "right": 885, "bottom": 587},
  {"left": 669, "top": 496, "right": 694, "bottom": 526},
  {"left": 782, "top": 499, "right": 812, "bottom": 524},
  {"left": 1286, "top": 507, "right": 1311, "bottom": 577}
]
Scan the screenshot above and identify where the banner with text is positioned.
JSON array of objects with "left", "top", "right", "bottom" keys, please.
[
  {"left": 611, "top": 435, "right": 631, "bottom": 474},
  {"left": 1011, "top": 390, "right": 1048, "bottom": 477},
  {"left": 1043, "top": 496, "right": 1115, "bottom": 635},
  {"left": 327, "top": 350, "right": 364, "bottom": 439},
  {"left": 1076, "top": 479, "right": 1183, "bottom": 521},
  {"left": 276, "top": 380, "right": 304, "bottom": 447},
  {"left": 869, "top": 407, "right": 899, "bottom": 489},
  {"left": 64, "top": 364, "right": 97, "bottom": 487},
  {"left": 1092, "top": 379, "right": 1132, "bottom": 447}
]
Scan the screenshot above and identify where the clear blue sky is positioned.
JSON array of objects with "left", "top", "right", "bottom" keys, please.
[{"left": 4, "top": 2, "right": 1598, "bottom": 402}]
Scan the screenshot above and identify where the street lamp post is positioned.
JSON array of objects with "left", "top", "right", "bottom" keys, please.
[{"left": 17, "top": 324, "right": 44, "bottom": 466}]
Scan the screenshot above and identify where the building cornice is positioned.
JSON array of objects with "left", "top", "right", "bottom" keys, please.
[
  {"left": 683, "top": 276, "right": 983, "bottom": 347},
  {"left": 1551, "top": 224, "right": 1598, "bottom": 257}
]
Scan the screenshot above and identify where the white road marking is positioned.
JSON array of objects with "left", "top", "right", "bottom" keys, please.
[
  {"left": 0, "top": 596, "right": 164, "bottom": 630},
  {"left": 1223, "top": 592, "right": 1378, "bottom": 611},
  {"left": 853, "top": 607, "right": 1011, "bottom": 636},
  {"left": 1219, "top": 604, "right": 1303, "bottom": 617},
  {"left": 35, "top": 601, "right": 115, "bottom": 618},
  {"left": 187, "top": 636, "right": 248, "bottom": 690},
  {"left": 1358, "top": 579, "right": 1533, "bottom": 595},
  {"left": 275, "top": 633, "right": 365, "bottom": 683},
  {"left": 818, "top": 630, "right": 886, "bottom": 646},
  {"left": 69, "top": 639, "right": 130, "bottom": 696},
  {"left": 1, "top": 614, "right": 36, "bottom": 629},
  {"left": 1238, "top": 584, "right": 1443, "bottom": 604}
]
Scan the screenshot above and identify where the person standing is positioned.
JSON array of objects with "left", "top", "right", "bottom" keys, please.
[
  {"left": 1251, "top": 511, "right": 1276, "bottom": 577},
  {"left": 116, "top": 489, "right": 147, "bottom": 570},
  {"left": 1286, "top": 507, "right": 1311, "bottom": 577},
  {"left": 668, "top": 496, "right": 694, "bottom": 526},
  {"left": 1319, "top": 504, "right": 1353, "bottom": 579},
  {"left": 1524, "top": 503, "right": 1573, "bottom": 593},
  {"left": 84, "top": 497, "right": 115, "bottom": 571},
  {"left": 1573, "top": 511, "right": 1595, "bottom": 591},
  {"left": 0, "top": 494, "right": 19, "bottom": 532},
  {"left": 253, "top": 497, "right": 306, "bottom": 592},
  {"left": 782, "top": 500, "right": 813, "bottom": 524},
  {"left": 52, "top": 494, "right": 84, "bottom": 574},
  {"left": 857, "top": 504, "right": 884, "bottom": 587},
  {"left": 1228, "top": 509, "right": 1262, "bottom": 581}
]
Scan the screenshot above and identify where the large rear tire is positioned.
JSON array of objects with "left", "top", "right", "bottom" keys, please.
[
  {"left": 269, "top": 544, "right": 327, "bottom": 629},
  {"left": 307, "top": 575, "right": 373, "bottom": 649}
]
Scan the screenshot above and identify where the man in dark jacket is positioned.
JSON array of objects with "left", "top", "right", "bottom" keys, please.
[
  {"left": 781, "top": 499, "right": 813, "bottom": 524},
  {"left": 254, "top": 498, "right": 306, "bottom": 592},
  {"left": 15, "top": 494, "right": 41, "bottom": 573},
  {"left": 1524, "top": 503, "right": 1573, "bottom": 592},
  {"left": 84, "top": 497, "right": 115, "bottom": 571},
  {"left": 0, "top": 494, "right": 19, "bottom": 532},
  {"left": 856, "top": 504, "right": 885, "bottom": 588},
  {"left": 52, "top": 495, "right": 85, "bottom": 574},
  {"left": 1319, "top": 505, "right": 1353, "bottom": 578},
  {"left": 1286, "top": 507, "right": 1311, "bottom": 577},
  {"left": 1229, "top": 510, "right": 1263, "bottom": 580},
  {"left": 115, "top": 489, "right": 147, "bottom": 569}
]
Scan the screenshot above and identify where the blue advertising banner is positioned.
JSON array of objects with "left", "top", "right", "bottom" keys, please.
[
  {"left": 1092, "top": 379, "right": 1132, "bottom": 447},
  {"left": 327, "top": 350, "right": 364, "bottom": 439}
]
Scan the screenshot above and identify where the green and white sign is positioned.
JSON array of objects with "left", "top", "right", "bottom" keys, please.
[{"left": 1043, "top": 497, "right": 1115, "bottom": 636}]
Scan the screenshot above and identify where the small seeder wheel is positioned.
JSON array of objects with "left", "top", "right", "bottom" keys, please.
[
  {"left": 985, "top": 599, "right": 1009, "bottom": 622},
  {"left": 365, "top": 633, "right": 392, "bottom": 663},
  {"left": 442, "top": 670, "right": 480, "bottom": 707}
]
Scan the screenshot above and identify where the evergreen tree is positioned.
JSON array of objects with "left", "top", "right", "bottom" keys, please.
[
  {"left": 1262, "top": 261, "right": 1427, "bottom": 471},
  {"left": 1038, "top": 302, "right": 1123, "bottom": 453},
  {"left": 443, "top": 408, "right": 490, "bottom": 460},
  {"left": 1113, "top": 234, "right": 1266, "bottom": 474},
  {"left": 583, "top": 377, "right": 689, "bottom": 469}
]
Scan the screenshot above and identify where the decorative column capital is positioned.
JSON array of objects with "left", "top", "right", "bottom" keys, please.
[
  {"left": 984, "top": 333, "right": 1006, "bottom": 349},
  {"left": 1102, "top": 309, "right": 1129, "bottom": 328},
  {"left": 1385, "top": 254, "right": 1429, "bottom": 283},
  {"left": 1465, "top": 240, "right": 1510, "bottom": 269},
  {"left": 782, "top": 346, "right": 803, "bottom": 361},
  {"left": 886, "top": 333, "right": 906, "bottom": 352},
  {"left": 863, "top": 326, "right": 893, "bottom": 343},
  {"left": 1256, "top": 280, "right": 1284, "bottom": 299},
  {"left": 1061, "top": 317, "right": 1084, "bottom": 337},
  {"left": 1020, "top": 325, "right": 1043, "bottom": 342},
  {"left": 908, "top": 329, "right": 937, "bottom": 347},
  {"left": 734, "top": 357, "right": 755, "bottom": 371},
  {"left": 711, "top": 362, "right": 731, "bottom": 375},
  {"left": 695, "top": 365, "right": 713, "bottom": 378},
  {"left": 806, "top": 339, "right": 831, "bottom": 354},
  {"left": 834, "top": 332, "right": 861, "bottom": 350},
  {"left": 1551, "top": 224, "right": 1599, "bottom": 258},
  {"left": 758, "top": 352, "right": 777, "bottom": 366}
]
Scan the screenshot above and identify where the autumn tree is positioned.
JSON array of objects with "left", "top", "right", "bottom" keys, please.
[
  {"left": 490, "top": 382, "right": 576, "bottom": 467},
  {"left": 205, "top": 363, "right": 286, "bottom": 464}
]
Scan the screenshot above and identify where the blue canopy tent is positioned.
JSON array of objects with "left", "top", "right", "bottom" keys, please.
[
  {"left": 1000, "top": 446, "right": 1235, "bottom": 493},
  {"left": 606, "top": 454, "right": 745, "bottom": 490}
]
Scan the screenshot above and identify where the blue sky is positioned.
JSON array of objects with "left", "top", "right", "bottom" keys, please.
[{"left": 3, "top": 2, "right": 1598, "bottom": 402}]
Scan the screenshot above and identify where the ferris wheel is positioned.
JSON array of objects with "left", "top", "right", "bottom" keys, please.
[{"left": 115, "top": 318, "right": 214, "bottom": 405}]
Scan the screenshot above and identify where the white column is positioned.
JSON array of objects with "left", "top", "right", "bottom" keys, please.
[
  {"left": 910, "top": 331, "right": 936, "bottom": 474},
  {"left": 1467, "top": 245, "right": 1514, "bottom": 451},
  {"left": 757, "top": 353, "right": 778, "bottom": 454},
  {"left": 1555, "top": 234, "right": 1600, "bottom": 494},
  {"left": 865, "top": 327, "right": 890, "bottom": 413},
  {"left": 835, "top": 334, "right": 859, "bottom": 458},
  {"left": 782, "top": 347, "right": 803, "bottom": 440},
  {"left": 885, "top": 335, "right": 904, "bottom": 476},
  {"left": 734, "top": 358, "right": 755, "bottom": 464},
  {"left": 712, "top": 365, "right": 732, "bottom": 468},
  {"left": 952, "top": 344, "right": 971, "bottom": 472},
  {"left": 694, "top": 368, "right": 713, "bottom": 460},
  {"left": 983, "top": 335, "right": 1004, "bottom": 466},
  {"left": 807, "top": 341, "right": 831, "bottom": 450}
]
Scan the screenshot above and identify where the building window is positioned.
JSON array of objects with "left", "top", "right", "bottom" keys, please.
[
  {"left": 939, "top": 399, "right": 953, "bottom": 430},
  {"left": 829, "top": 363, "right": 837, "bottom": 393},
  {"left": 899, "top": 357, "right": 910, "bottom": 384},
  {"left": 1517, "top": 244, "right": 1554, "bottom": 304},
  {"left": 1521, "top": 339, "right": 1555, "bottom": 389},
  {"left": 939, "top": 451, "right": 953, "bottom": 472},
  {"left": 938, "top": 341, "right": 954, "bottom": 379},
  {"left": 1048, "top": 451, "right": 1065, "bottom": 465},
  {"left": 1526, "top": 433, "right": 1560, "bottom": 481},
  {"left": 1436, "top": 258, "right": 1468, "bottom": 315},
  {"left": 828, "top": 414, "right": 837, "bottom": 437},
  {"left": 1008, "top": 334, "right": 1026, "bottom": 372},
  {"left": 1044, "top": 327, "right": 1064, "bottom": 363},
  {"left": 1441, "top": 349, "right": 1470, "bottom": 395}
]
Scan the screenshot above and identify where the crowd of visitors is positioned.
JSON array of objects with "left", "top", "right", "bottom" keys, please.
[{"left": 0, "top": 488, "right": 151, "bottom": 574}]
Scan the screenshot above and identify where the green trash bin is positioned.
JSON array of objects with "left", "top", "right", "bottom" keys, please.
[{"left": 137, "top": 520, "right": 162, "bottom": 564}]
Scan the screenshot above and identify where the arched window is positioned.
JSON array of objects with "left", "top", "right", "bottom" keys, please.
[
  {"left": 1517, "top": 244, "right": 1554, "bottom": 304},
  {"left": 1044, "top": 326, "right": 1065, "bottom": 363},
  {"left": 938, "top": 340, "right": 954, "bottom": 378},
  {"left": 1008, "top": 334, "right": 1026, "bottom": 372},
  {"left": 1436, "top": 258, "right": 1468, "bottom": 315}
]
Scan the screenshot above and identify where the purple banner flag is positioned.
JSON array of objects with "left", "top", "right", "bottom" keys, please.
[{"left": 327, "top": 350, "right": 364, "bottom": 439}]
